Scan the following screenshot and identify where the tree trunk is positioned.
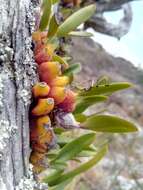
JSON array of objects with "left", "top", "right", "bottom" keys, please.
[{"left": 0, "top": 0, "right": 39, "bottom": 189}]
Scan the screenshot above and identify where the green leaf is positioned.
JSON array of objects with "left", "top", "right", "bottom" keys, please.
[
  {"left": 68, "top": 31, "right": 93, "bottom": 37},
  {"left": 79, "top": 82, "right": 132, "bottom": 96},
  {"left": 74, "top": 114, "right": 87, "bottom": 123},
  {"left": 53, "top": 54, "right": 69, "bottom": 67},
  {"left": 51, "top": 161, "right": 67, "bottom": 170},
  {"left": 74, "top": 95, "right": 107, "bottom": 114},
  {"left": 44, "top": 170, "right": 64, "bottom": 185},
  {"left": 50, "top": 179, "right": 72, "bottom": 190},
  {"left": 47, "top": 149, "right": 59, "bottom": 159},
  {"left": 47, "top": 37, "right": 59, "bottom": 49},
  {"left": 54, "top": 127, "right": 65, "bottom": 134},
  {"left": 39, "top": 0, "right": 52, "bottom": 31},
  {"left": 82, "top": 115, "right": 138, "bottom": 133},
  {"left": 96, "top": 75, "right": 110, "bottom": 86},
  {"left": 52, "top": 0, "right": 59, "bottom": 4},
  {"left": 57, "top": 135, "right": 74, "bottom": 147},
  {"left": 51, "top": 133, "right": 96, "bottom": 164},
  {"left": 45, "top": 145, "right": 107, "bottom": 186},
  {"left": 63, "top": 63, "right": 81, "bottom": 76},
  {"left": 78, "top": 150, "right": 97, "bottom": 157},
  {"left": 57, "top": 4, "right": 96, "bottom": 37},
  {"left": 48, "top": 15, "right": 59, "bottom": 38}
]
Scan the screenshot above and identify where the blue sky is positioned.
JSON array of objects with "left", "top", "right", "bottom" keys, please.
[{"left": 88, "top": 1, "right": 143, "bottom": 68}]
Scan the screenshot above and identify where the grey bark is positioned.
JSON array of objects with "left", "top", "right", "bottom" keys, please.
[{"left": 0, "top": 0, "right": 39, "bottom": 189}]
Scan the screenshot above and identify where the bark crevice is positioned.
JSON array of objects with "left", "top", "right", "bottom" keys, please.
[{"left": 0, "top": 0, "right": 39, "bottom": 189}]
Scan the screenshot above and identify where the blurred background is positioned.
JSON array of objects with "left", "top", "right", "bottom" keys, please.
[{"left": 67, "top": 0, "right": 143, "bottom": 189}]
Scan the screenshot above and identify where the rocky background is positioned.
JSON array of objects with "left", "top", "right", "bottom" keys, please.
[{"left": 70, "top": 37, "right": 143, "bottom": 190}]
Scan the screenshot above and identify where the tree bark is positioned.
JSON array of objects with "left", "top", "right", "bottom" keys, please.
[{"left": 0, "top": 0, "right": 39, "bottom": 189}]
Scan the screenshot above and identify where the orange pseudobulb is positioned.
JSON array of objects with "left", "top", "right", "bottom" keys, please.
[
  {"left": 48, "top": 87, "right": 67, "bottom": 105},
  {"left": 30, "top": 128, "right": 54, "bottom": 153},
  {"left": 30, "top": 116, "right": 55, "bottom": 153},
  {"left": 49, "top": 76, "right": 70, "bottom": 87},
  {"left": 30, "top": 126, "right": 47, "bottom": 153},
  {"left": 30, "top": 151, "right": 47, "bottom": 173},
  {"left": 32, "top": 82, "right": 50, "bottom": 98},
  {"left": 39, "top": 61, "right": 61, "bottom": 83},
  {"left": 63, "top": 0, "right": 81, "bottom": 6},
  {"left": 58, "top": 90, "right": 76, "bottom": 112},
  {"left": 35, "top": 44, "right": 54, "bottom": 65},
  {"left": 32, "top": 31, "right": 47, "bottom": 43},
  {"left": 36, "top": 115, "right": 51, "bottom": 128},
  {"left": 31, "top": 98, "right": 54, "bottom": 116}
]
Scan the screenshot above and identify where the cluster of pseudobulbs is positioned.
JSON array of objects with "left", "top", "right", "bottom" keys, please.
[{"left": 30, "top": 31, "right": 76, "bottom": 173}]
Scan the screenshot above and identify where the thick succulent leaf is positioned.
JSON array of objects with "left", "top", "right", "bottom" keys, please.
[
  {"left": 46, "top": 144, "right": 107, "bottom": 186},
  {"left": 44, "top": 169, "right": 64, "bottom": 185},
  {"left": 51, "top": 133, "right": 96, "bottom": 164},
  {"left": 49, "top": 179, "right": 72, "bottom": 190},
  {"left": 79, "top": 82, "right": 132, "bottom": 96},
  {"left": 39, "top": 0, "right": 52, "bottom": 31},
  {"left": 54, "top": 127, "right": 65, "bottom": 134},
  {"left": 78, "top": 150, "right": 97, "bottom": 157},
  {"left": 47, "top": 37, "right": 59, "bottom": 49},
  {"left": 51, "top": 161, "right": 67, "bottom": 170},
  {"left": 96, "top": 75, "right": 110, "bottom": 86},
  {"left": 57, "top": 135, "right": 74, "bottom": 147},
  {"left": 74, "top": 114, "right": 87, "bottom": 123},
  {"left": 52, "top": 0, "right": 59, "bottom": 4},
  {"left": 82, "top": 115, "right": 138, "bottom": 133},
  {"left": 57, "top": 5, "right": 96, "bottom": 37},
  {"left": 68, "top": 31, "right": 93, "bottom": 37},
  {"left": 53, "top": 54, "right": 69, "bottom": 67},
  {"left": 48, "top": 15, "right": 59, "bottom": 38},
  {"left": 74, "top": 95, "right": 107, "bottom": 114},
  {"left": 63, "top": 63, "right": 81, "bottom": 76}
]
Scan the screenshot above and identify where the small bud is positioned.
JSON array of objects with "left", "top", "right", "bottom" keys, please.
[
  {"left": 31, "top": 98, "right": 54, "bottom": 116},
  {"left": 32, "top": 82, "right": 50, "bottom": 98},
  {"left": 48, "top": 87, "right": 67, "bottom": 105},
  {"left": 49, "top": 76, "right": 70, "bottom": 87},
  {"left": 58, "top": 90, "right": 76, "bottom": 112},
  {"left": 39, "top": 62, "right": 61, "bottom": 83}
]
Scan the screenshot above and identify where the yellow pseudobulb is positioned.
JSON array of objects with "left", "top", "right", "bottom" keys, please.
[
  {"left": 48, "top": 87, "right": 67, "bottom": 105},
  {"left": 39, "top": 62, "right": 61, "bottom": 83},
  {"left": 49, "top": 76, "right": 70, "bottom": 87},
  {"left": 31, "top": 98, "right": 54, "bottom": 116},
  {"left": 32, "top": 82, "right": 50, "bottom": 98}
]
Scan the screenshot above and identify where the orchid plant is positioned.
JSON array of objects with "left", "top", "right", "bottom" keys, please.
[{"left": 29, "top": 1, "right": 138, "bottom": 189}]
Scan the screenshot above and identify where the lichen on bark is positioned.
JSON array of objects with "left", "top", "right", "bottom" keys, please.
[{"left": 0, "top": 0, "right": 40, "bottom": 189}]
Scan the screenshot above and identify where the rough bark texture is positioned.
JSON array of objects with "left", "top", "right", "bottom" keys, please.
[{"left": 0, "top": 0, "right": 39, "bottom": 189}]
